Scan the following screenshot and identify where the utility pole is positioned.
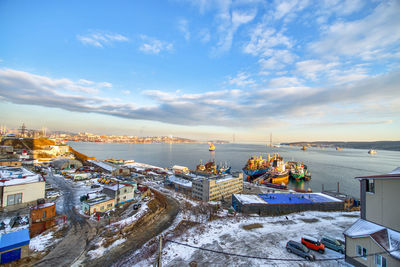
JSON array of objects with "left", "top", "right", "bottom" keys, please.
[{"left": 154, "top": 236, "right": 163, "bottom": 267}]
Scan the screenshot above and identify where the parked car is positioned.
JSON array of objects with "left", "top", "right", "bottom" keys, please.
[
  {"left": 321, "top": 236, "right": 345, "bottom": 254},
  {"left": 301, "top": 236, "right": 325, "bottom": 253},
  {"left": 286, "top": 240, "right": 315, "bottom": 261},
  {"left": 133, "top": 203, "right": 142, "bottom": 210}
]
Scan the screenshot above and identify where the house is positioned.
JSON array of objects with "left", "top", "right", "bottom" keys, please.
[
  {"left": 0, "top": 229, "right": 30, "bottom": 264},
  {"left": 0, "top": 167, "right": 45, "bottom": 210},
  {"left": 81, "top": 193, "right": 115, "bottom": 215},
  {"left": 102, "top": 183, "right": 135, "bottom": 205},
  {"left": 343, "top": 167, "right": 400, "bottom": 267},
  {"left": 112, "top": 166, "right": 131, "bottom": 177}
]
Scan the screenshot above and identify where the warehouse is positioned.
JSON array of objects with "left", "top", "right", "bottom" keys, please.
[
  {"left": 232, "top": 192, "right": 344, "bottom": 215},
  {"left": 0, "top": 229, "right": 30, "bottom": 264},
  {"left": 52, "top": 158, "right": 82, "bottom": 170}
]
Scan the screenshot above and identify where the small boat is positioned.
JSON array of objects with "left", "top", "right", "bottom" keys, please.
[
  {"left": 301, "top": 146, "right": 307, "bottom": 151},
  {"left": 294, "top": 188, "right": 312, "bottom": 193},
  {"left": 209, "top": 143, "right": 215, "bottom": 151},
  {"left": 336, "top": 147, "right": 343, "bottom": 151},
  {"left": 368, "top": 149, "right": 377, "bottom": 154},
  {"left": 290, "top": 163, "right": 305, "bottom": 180}
]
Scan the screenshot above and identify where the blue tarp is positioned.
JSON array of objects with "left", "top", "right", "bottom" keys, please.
[{"left": 0, "top": 229, "right": 30, "bottom": 253}]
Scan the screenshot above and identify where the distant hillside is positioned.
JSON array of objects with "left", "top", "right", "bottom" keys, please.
[
  {"left": 0, "top": 137, "right": 56, "bottom": 150},
  {"left": 281, "top": 141, "right": 400, "bottom": 151}
]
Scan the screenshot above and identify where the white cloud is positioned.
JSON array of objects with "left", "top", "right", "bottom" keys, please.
[
  {"left": 139, "top": 35, "right": 173, "bottom": 54},
  {"left": 198, "top": 28, "right": 211, "bottom": 43},
  {"left": 258, "top": 49, "right": 296, "bottom": 70},
  {"left": 122, "top": 90, "right": 131, "bottom": 95},
  {"left": 310, "top": 0, "right": 400, "bottom": 60},
  {"left": 178, "top": 18, "right": 190, "bottom": 41},
  {"left": 227, "top": 72, "right": 256, "bottom": 87},
  {"left": 77, "top": 31, "right": 129, "bottom": 48},
  {"left": 1, "top": 68, "right": 400, "bottom": 128}
]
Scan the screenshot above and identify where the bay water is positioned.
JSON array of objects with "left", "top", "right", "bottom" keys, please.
[{"left": 68, "top": 142, "right": 400, "bottom": 197}]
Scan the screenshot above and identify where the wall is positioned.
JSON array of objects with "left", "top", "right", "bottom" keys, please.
[
  {"left": 0, "top": 161, "right": 21, "bottom": 167},
  {"left": 88, "top": 199, "right": 115, "bottom": 215},
  {"left": 345, "top": 235, "right": 399, "bottom": 267},
  {"left": 2, "top": 181, "right": 45, "bottom": 208},
  {"left": 31, "top": 204, "right": 56, "bottom": 223},
  {"left": 365, "top": 179, "right": 400, "bottom": 232},
  {"left": 0, "top": 245, "right": 29, "bottom": 263}
]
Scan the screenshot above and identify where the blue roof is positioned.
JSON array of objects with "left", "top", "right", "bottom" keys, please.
[
  {"left": 257, "top": 193, "right": 341, "bottom": 204},
  {"left": 0, "top": 229, "right": 30, "bottom": 252}
]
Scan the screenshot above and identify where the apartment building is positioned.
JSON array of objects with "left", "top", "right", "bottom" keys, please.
[{"left": 344, "top": 167, "right": 400, "bottom": 267}]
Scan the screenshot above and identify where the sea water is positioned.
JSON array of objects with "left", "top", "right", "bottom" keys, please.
[{"left": 68, "top": 142, "right": 400, "bottom": 197}]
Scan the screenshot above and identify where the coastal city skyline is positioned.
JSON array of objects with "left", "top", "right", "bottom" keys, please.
[{"left": 1, "top": 0, "right": 400, "bottom": 143}]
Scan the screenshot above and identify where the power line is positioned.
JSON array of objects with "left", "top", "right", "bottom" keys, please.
[{"left": 165, "top": 239, "right": 399, "bottom": 262}]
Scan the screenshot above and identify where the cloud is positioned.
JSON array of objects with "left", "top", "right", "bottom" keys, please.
[
  {"left": 1, "top": 68, "right": 400, "bottom": 128},
  {"left": 305, "top": 120, "right": 393, "bottom": 127},
  {"left": 310, "top": 0, "right": 400, "bottom": 60},
  {"left": 227, "top": 72, "right": 255, "bottom": 87},
  {"left": 198, "top": 28, "right": 211, "bottom": 43},
  {"left": 122, "top": 90, "right": 131, "bottom": 95},
  {"left": 178, "top": 18, "right": 190, "bottom": 41},
  {"left": 77, "top": 31, "right": 129, "bottom": 48},
  {"left": 139, "top": 35, "right": 173, "bottom": 54},
  {"left": 273, "top": 0, "right": 310, "bottom": 21}
]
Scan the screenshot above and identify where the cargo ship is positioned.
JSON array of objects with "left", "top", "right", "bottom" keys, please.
[
  {"left": 242, "top": 155, "right": 269, "bottom": 182},
  {"left": 196, "top": 160, "right": 231, "bottom": 175},
  {"left": 290, "top": 163, "right": 305, "bottom": 181},
  {"left": 368, "top": 149, "right": 377, "bottom": 154}
]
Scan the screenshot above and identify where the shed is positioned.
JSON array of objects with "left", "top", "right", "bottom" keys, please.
[
  {"left": 52, "top": 158, "right": 82, "bottom": 170},
  {"left": 31, "top": 202, "right": 56, "bottom": 223},
  {"left": 0, "top": 229, "right": 30, "bottom": 264}
]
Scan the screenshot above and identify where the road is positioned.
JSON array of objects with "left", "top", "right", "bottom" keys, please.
[{"left": 35, "top": 170, "right": 95, "bottom": 267}]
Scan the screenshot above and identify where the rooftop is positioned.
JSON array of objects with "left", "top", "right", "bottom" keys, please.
[
  {"left": 0, "top": 166, "right": 44, "bottom": 186},
  {"left": 355, "top": 167, "right": 400, "bottom": 180},
  {"left": 0, "top": 229, "right": 30, "bottom": 252},
  {"left": 344, "top": 219, "right": 400, "bottom": 260}
]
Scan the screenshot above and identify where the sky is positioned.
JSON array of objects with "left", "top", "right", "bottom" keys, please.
[{"left": 0, "top": 0, "right": 399, "bottom": 143}]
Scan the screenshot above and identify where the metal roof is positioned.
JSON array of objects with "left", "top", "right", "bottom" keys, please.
[{"left": 355, "top": 167, "right": 400, "bottom": 180}]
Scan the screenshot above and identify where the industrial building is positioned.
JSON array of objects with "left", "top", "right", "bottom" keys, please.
[
  {"left": 344, "top": 167, "right": 400, "bottom": 267},
  {"left": 232, "top": 192, "right": 343, "bottom": 215},
  {"left": 192, "top": 173, "right": 243, "bottom": 202},
  {"left": 81, "top": 193, "right": 115, "bottom": 215},
  {"left": 0, "top": 229, "right": 30, "bottom": 264},
  {"left": 102, "top": 182, "right": 135, "bottom": 205},
  {"left": 52, "top": 158, "right": 83, "bottom": 170},
  {"left": 0, "top": 167, "right": 45, "bottom": 210}
]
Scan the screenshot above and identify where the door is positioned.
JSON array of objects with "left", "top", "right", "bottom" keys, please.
[{"left": 1, "top": 248, "right": 21, "bottom": 264}]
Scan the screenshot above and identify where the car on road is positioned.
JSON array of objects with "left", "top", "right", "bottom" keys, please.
[
  {"left": 133, "top": 203, "right": 142, "bottom": 210},
  {"left": 286, "top": 240, "right": 315, "bottom": 261},
  {"left": 321, "top": 236, "right": 345, "bottom": 254},
  {"left": 301, "top": 235, "right": 325, "bottom": 253}
]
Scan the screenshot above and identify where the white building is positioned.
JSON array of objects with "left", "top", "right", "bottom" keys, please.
[{"left": 0, "top": 167, "right": 45, "bottom": 210}]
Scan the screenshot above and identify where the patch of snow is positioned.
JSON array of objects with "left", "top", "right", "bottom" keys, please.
[
  {"left": 87, "top": 238, "right": 126, "bottom": 259},
  {"left": 30, "top": 231, "right": 56, "bottom": 252}
]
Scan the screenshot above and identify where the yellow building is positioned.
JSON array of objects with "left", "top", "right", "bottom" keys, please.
[
  {"left": 81, "top": 194, "right": 115, "bottom": 215},
  {"left": 192, "top": 173, "right": 243, "bottom": 202}
]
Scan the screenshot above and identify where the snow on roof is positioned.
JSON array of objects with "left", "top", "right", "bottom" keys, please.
[
  {"left": 0, "top": 167, "right": 44, "bottom": 186},
  {"left": 103, "top": 183, "right": 128, "bottom": 191},
  {"left": 0, "top": 229, "right": 30, "bottom": 252},
  {"left": 123, "top": 161, "right": 163, "bottom": 170},
  {"left": 389, "top": 167, "right": 400, "bottom": 174},
  {"left": 313, "top": 192, "right": 342, "bottom": 202},
  {"left": 215, "top": 175, "right": 237, "bottom": 183},
  {"left": 33, "top": 202, "right": 55, "bottom": 209},
  {"left": 388, "top": 229, "right": 400, "bottom": 260},
  {"left": 234, "top": 194, "right": 267, "bottom": 205},
  {"left": 168, "top": 175, "right": 192, "bottom": 187},
  {"left": 344, "top": 219, "right": 385, "bottom": 237},
  {"left": 87, "top": 160, "right": 116, "bottom": 172}
]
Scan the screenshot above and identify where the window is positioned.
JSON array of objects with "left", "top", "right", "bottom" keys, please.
[
  {"left": 366, "top": 179, "right": 375, "bottom": 193},
  {"left": 375, "top": 255, "right": 386, "bottom": 267},
  {"left": 356, "top": 245, "right": 367, "bottom": 260},
  {"left": 42, "top": 211, "right": 47, "bottom": 218},
  {"left": 7, "top": 193, "right": 22, "bottom": 206}
]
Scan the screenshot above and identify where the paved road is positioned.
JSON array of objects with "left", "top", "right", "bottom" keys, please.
[{"left": 35, "top": 170, "right": 94, "bottom": 267}]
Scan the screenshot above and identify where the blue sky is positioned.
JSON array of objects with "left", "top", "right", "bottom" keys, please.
[{"left": 0, "top": 0, "right": 399, "bottom": 143}]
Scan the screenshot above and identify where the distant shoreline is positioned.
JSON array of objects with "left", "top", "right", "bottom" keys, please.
[{"left": 281, "top": 141, "right": 400, "bottom": 152}]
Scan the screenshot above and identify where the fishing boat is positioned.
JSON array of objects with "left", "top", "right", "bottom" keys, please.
[
  {"left": 260, "top": 155, "right": 289, "bottom": 184},
  {"left": 301, "top": 146, "right": 307, "bottom": 151},
  {"left": 209, "top": 143, "right": 215, "bottom": 151},
  {"left": 336, "top": 147, "right": 343, "bottom": 151},
  {"left": 368, "top": 149, "right": 377, "bottom": 154},
  {"left": 242, "top": 155, "right": 270, "bottom": 182},
  {"left": 196, "top": 160, "right": 231, "bottom": 175}
]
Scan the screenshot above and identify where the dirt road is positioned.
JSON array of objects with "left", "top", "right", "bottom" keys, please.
[{"left": 34, "top": 171, "right": 96, "bottom": 267}]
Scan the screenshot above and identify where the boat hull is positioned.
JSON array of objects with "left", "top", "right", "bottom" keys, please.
[{"left": 243, "top": 168, "right": 269, "bottom": 181}]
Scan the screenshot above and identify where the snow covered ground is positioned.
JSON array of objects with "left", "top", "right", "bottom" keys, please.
[
  {"left": 29, "top": 231, "right": 61, "bottom": 252},
  {"left": 138, "top": 210, "right": 359, "bottom": 267}
]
